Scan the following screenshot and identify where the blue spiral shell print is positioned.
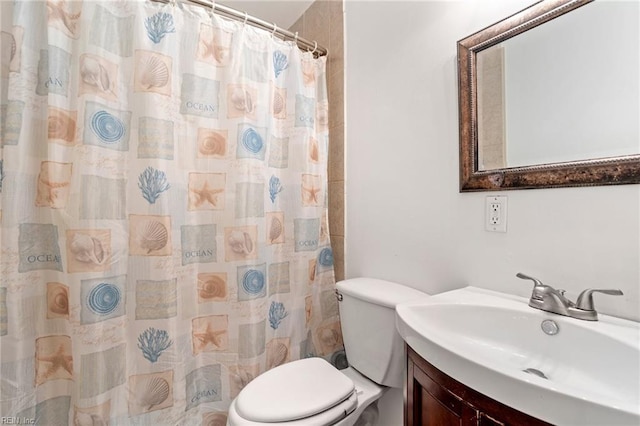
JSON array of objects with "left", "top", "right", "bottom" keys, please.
[
  {"left": 241, "top": 128, "right": 263, "bottom": 154},
  {"left": 87, "top": 282, "right": 121, "bottom": 315},
  {"left": 273, "top": 51, "right": 288, "bottom": 78},
  {"left": 145, "top": 12, "right": 176, "bottom": 44},
  {"left": 91, "top": 110, "right": 125, "bottom": 144},
  {"left": 318, "top": 247, "right": 334, "bottom": 267},
  {"left": 242, "top": 269, "right": 265, "bottom": 295}
]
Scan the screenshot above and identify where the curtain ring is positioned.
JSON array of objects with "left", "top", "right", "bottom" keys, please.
[
  {"left": 210, "top": 0, "right": 215, "bottom": 15},
  {"left": 310, "top": 41, "right": 318, "bottom": 55},
  {"left": 271, "top": 23, "right": 278, "bottom": 38},
  {"left": 294, "top": 31, "right": 299, "bottom": 46},
  {"left": 243, "top": 11, "right": 249, "bottom": 25}
]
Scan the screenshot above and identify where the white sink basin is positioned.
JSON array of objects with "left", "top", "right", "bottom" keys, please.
[{"left": 396, "top": 286, "right": 640, "bottom": 425}]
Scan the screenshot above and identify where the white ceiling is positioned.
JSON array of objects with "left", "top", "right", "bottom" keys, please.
[{"left": 217, "top": 1, "right": 314, "bottom": 29}]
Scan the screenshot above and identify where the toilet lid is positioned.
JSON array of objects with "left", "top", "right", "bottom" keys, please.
[{"left": 235, "top": 357, "right": 355, "bottom": 423}]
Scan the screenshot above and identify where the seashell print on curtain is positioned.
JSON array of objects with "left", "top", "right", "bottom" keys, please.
[{"left": 0, "top": 1, "right": 339, "bottom": 424}]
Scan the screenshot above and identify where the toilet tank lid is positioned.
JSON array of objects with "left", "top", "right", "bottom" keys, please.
[{"left": 336, "top": 278, "right": 428, "bottom": 308}]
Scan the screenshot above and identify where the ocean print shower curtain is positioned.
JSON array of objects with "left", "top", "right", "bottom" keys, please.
[{"left": 0, "top": 1, "right": 342, "bottom": 424}]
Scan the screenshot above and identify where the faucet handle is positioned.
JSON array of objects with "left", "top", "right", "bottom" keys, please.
[
  {"left": 516, "top": 273, "right": 551, "bottom": 301},
  {"left": 575, "top": 288, "right": 624, "bottom": 311},
  {"left": 516, "top": 272, "right": 546, "bottom": 288}
]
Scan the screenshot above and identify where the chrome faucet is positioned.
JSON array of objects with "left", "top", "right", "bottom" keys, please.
[{"left": 516, "top": 273, "right": 623, "bottom": 321}]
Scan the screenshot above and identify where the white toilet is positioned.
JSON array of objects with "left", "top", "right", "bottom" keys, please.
[{"left": 227, "top": 278, "right": 428, "bottom": 426}]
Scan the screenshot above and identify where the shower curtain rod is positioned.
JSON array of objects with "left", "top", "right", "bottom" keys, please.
[{"left": 150, "top": 0, "right": 328, "bottom": 57}]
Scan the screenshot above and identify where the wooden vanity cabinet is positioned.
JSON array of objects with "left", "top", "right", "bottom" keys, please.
[{"left": 405, "top": 345, "right": 552, "bottom": 426}]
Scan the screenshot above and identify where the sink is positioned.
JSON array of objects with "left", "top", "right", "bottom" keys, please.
[{"left": 396, "top": 286, "right": 640, "bottom": 425}]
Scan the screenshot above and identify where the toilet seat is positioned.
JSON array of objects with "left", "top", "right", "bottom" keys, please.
[
  {"left": 228, "top": 392, "right": 358, "bottom": 426},
  {"left": 231, "top": 358, "right": 357, "bottom": 424}
]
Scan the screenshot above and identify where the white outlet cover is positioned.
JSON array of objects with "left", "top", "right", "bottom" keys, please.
[{"left": 485, "top": 195, "right": 507, "bottom": 232}]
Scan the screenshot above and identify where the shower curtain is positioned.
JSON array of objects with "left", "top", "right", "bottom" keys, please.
[{"left": 0, "top": 1, "right": 343, "bottom": 424}]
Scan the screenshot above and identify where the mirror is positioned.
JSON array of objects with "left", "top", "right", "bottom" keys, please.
[{"left": 458, "top": 0, "right": 640, "bottom": 191}]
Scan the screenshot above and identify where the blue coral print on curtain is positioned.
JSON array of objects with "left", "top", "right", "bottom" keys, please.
[
  {"left": 145, "top": 12, "right": 175, "bottom": 44},
  {"left": 268, "top": 175, "right": 283, "bottom": 203},
  {"left": 268, "top": 301, "right": 288, "bottom": 329},
  {"left": 138, "top": 328, "right": 173, "bottom": 362},
  {"left": 138, "top": 166, "right": 170, "bottom": 204}
]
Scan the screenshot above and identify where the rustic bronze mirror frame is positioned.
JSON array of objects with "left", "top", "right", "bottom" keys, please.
[{"left": 457, "top": 0, "right": 640, "bottom": 191}]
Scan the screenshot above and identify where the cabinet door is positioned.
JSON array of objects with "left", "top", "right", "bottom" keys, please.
[
  {"left": 408, "top": 357, "right": 478, "bottom": 426},
  {"left": 405, "top": 346, "right": 553, "bottom": 426}
]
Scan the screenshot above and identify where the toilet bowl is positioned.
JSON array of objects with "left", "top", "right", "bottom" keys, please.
[
  {"left": 227, "top": 359, "right": 384, "bottom": 426},
  {"left": 227, "top": 278, "right": 428, "bottom": 426}
]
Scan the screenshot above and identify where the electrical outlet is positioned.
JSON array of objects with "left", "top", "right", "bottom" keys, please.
[{"left": 486, "top": 196, "right": 507, "bottom": 232}]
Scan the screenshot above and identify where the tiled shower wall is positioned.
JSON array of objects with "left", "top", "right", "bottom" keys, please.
[{"left": 290, "top": 0, "right": 345, "bottom": 281}]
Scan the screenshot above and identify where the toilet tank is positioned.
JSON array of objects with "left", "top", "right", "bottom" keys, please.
[{"left": 336, "top": 278, "right": 428, "bottom": 389}]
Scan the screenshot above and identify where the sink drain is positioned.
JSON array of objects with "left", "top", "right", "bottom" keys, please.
[
  {"left": 541, "top": 319, "right": 559, "bottom": 335},
  {"left": 522, "top": 368, "right": 548, "bottom": 379}
]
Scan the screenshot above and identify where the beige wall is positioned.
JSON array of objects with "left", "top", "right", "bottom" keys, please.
[{"left": 290, "top": 0, "right": 345, "bottom": 281}]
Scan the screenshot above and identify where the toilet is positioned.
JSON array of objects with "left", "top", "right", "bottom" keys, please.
[{"left": 227, "top": 278, "right": 428, "bottom": 426}]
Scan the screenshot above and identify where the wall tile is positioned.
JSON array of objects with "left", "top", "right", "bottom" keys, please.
[
  {"left": 330, "top": 236, "right": 345, "bottom": 282},
  {"left": 328, "top": 0, "right": 344, "bottom": 76},
  {"left": 303, "top": 1, "right": 331, "bottom": 47},
  {"left": 328, "top": 124, "right": 344, "bottom": 182},
  {"left": 290, "top": 15, "right": 304, "bottom": 37},
  {"left": 328, "top": 69, "right": 344, "bottom": 128},
  {"left": 329, "top": 181, "right": 344, "bottom": 236}
]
